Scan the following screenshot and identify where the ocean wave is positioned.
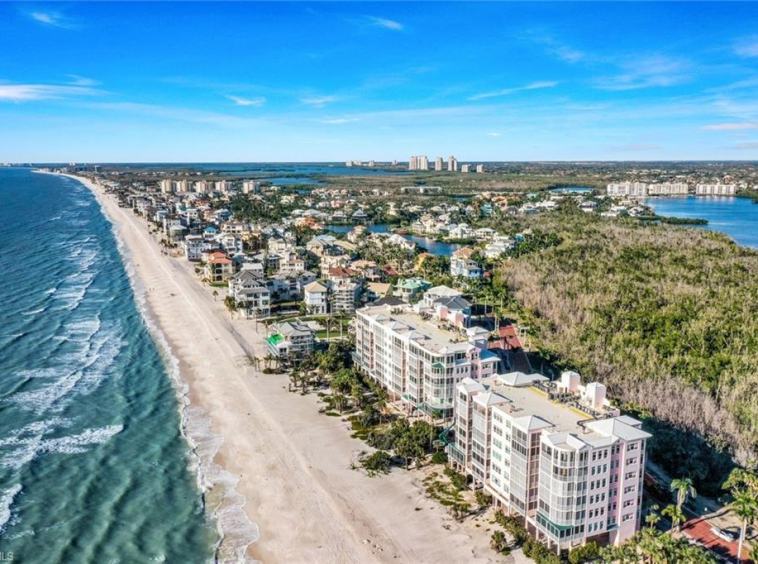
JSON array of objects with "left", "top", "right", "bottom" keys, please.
[
  {"left": 0, "top": 424, "right": 123, "bottom": 470},
  {"left": 0, "top": 484, "right": 23, "bottom": 535},
  {"left": 21, "top": 307, "right": 47, "bottom": 317}
]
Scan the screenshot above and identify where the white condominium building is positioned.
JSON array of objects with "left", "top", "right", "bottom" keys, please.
[
  {"left": 448, "top": 156, "right": 458, "bottom": 172},
  {"left": 354, "top": 303, "right": 500, "bottom": 419},
  {"left": 435, "top": 157, "right": 444, "bottom": 171},
  {"left": 696, "top": 183, "right": 737, "bottom": 196},
  {"left": 175, "top": 179, "right": 191, "bottom": 193},
  {"left": 646, "top": 183, "right": 688, "bottom": 196},
  {"left": 461, "top": 164, "right": 471, "bottom": 173},
  {"left": 242, "top": 180, "right": 260, "bottom": 194},
  {"left": 606, "top": 182, "right": 648, "bottom": 197},
  {"left": 450, "top": 371, "right": 650, "bottom": 554},
  {"left": 194, "top": 180, "right": 209, "bottom": 194},
  {"left": 476, "top": 164, "right": 485, "bottom": 173}
]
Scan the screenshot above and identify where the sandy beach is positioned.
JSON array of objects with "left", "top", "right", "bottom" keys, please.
[{"left": 64, "top": 173, "right": 500, "bottom": 564}]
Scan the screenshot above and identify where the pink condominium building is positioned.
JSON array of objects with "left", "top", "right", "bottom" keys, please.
[{"left": 450, "top": 371, "right": 650, "bottom": 553}]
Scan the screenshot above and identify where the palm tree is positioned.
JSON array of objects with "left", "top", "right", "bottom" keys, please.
[
  {"left": 671, "top": 477, "right": 697, "bottom": 514},
  {"left": 662, "top": 504, "right": 685, "bottom": 533},
  {"left": 645, "top": 504, "right": 661, "bottom": 529},
  {"left": 731, "top": 489, "right": 758, "bottom": 562},
  {"left": 212, "top": 289, "right": 219, "bottom": 301}
]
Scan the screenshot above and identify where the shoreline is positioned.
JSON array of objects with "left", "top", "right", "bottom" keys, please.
[{"left": 51, "top": 171, "right": 500, "bottom": 564}]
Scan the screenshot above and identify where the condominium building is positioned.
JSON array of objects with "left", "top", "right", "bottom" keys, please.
[
  {"left": 215, "top": 180, "right": 230, "bottom": 193},
  {"left": 353, "top": 303, "right": 500, "bottom": 419},
  {"left": 159, "top": 179, "right": 174, "bottom": 194},
  {"left": 476, "top": 164, "right": 485, "bottom": 173},
  {"left": 696, "top": 183, "right": 737, "bottom": 196},
  {"left": 606, "top": 182, "right": 648, "bottom": 197},
  {"left": 646, "top": 183, "right": 688, "bottom": 196},
  {"left": 448, "top": 156, "right": 458, "bottom": 172},
  {"left": 175, "top": 179, "right": 191, "bottom": 193},
  {"left": 329, "top": 277, "right": 361, "bottom": 314},
  {"left": 461, "top": 164, "right": 471, "bottom": 173},
  {"left": 194, "top": 180, "right": 209, "bottom": 194},
  {"left": 409, "top": 155, "right": 429, "bottom": 171},
  {"left": 242, "top": 180, "right": 261, "bottom": 194},
  {"left": 435, "top": 157, "right": 444, "bottom": 171},
  {"left": 450, "top": 371, "right": 650, "bottom": 553}
]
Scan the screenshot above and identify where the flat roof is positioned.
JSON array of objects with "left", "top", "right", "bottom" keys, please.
[{"left": 359, "top": 305, "right": 472, "bottom": 355}]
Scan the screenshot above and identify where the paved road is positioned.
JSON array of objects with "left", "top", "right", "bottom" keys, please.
[{"left": 682, "top": 517, "right": 741, "bottom": 562}]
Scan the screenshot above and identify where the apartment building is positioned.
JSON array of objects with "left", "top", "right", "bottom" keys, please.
[
  {"left": 450, "top": 371, "right": 650, "bottom": 553},
  {"left": 696, "top": 183, "right": 737, "bottom": 196},
  {"left": 435, "top": 156, "right": 444, "bottom": 171},
  {"left": 329, "top": 277, "right": 361, "bottom": 314},
  {"left": 606, "top": 182, "right": 649, "bottom": 197},
  {"left": 354, "top": 303, "right": 499, "bottom": 419},
  {"left": 448, "top": 156, "right": 458, "bottom": 172},
  {"left": 646, "top": 182, "right": 689, "bottom": 196}
]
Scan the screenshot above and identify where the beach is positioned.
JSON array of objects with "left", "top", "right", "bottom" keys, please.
[{"left": 65, "top": 173, "right": 499, "bottom": 564}]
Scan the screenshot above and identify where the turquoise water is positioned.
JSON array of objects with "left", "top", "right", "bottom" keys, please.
[
  {"left": 645, "top": 195, "right": 758, "bottom": 249},
  {"left": 0, "top": 169, "right": 216, "bottom": 562}
]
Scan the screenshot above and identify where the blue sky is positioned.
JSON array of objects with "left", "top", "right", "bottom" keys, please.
[{"left": 1, "top": 2, "right": 758, "bottom": 162}]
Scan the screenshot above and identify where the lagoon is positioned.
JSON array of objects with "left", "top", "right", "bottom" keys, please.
[{"left": 645, "top": 195, "right": 758, "bottom": 249}]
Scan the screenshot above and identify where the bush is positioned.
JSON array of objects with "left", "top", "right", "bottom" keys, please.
[
  {"left": 569, "top": 542, "right": 599, "bottom": 564},
  {"left": 360, "top": 450, "right": 392, "bottom": 477},
  {"left": 443, "top": 467, "right": 468, "bottom": 491},
  {"left": 431, "top": 451, "right": 448, "bottom": 465}
]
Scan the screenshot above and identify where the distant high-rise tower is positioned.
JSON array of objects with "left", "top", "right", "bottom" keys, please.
[
  {"left": 448, "top": 156, "right": 458, "bottom": 172},
  {"left": 160, "top": 179, "right": 174, "bottom": 194},
  {"left": 476, "top": 164, "right": 485, "bottom": 173},
  {"left": 409, "top": 156, "right": 418, "bottom": 170},
  {"left": 435, "top": 157, "right": 443, "bottom": 171}
]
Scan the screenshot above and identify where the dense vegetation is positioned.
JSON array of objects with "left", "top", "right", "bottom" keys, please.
[{"left": 495, "top": 211, "right": 758, "bottom": 489}]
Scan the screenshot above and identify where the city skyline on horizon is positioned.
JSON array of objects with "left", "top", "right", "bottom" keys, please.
[{"left": 3, "top": 2, "right": 758, "bottom": 162}]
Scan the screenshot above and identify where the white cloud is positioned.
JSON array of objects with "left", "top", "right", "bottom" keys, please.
[
  {"left": 0, "top": 82, "right": 100, "bottom": 102},
  {"left": 66, "top": 75, "right": 99, "bottom": 87},
  {"left": 366, "top": 16, "right": 403, "bottom": 31},
  {"left": 227, "top": 95, "right": 266, "bottom": 107},
  {"left": 702, "top": 122, "right": 758, "bottom": 131},
  {"left": 28, "top": 11, "right": 76, "bottom": 30},
  {"left": 318, "top": 118, "right": 359, "bottom": 125},
  {"left": 735, "top": 36, "right": 758, "bottom": 58},
  {"left": 594, "top": 56, "right": 691, "bottom": 91},
  {"left": 468, "top": 81, "right": 558, "bottom": 101},
  {"left": 487, "top": 132, "right": 502, "bottom": 137},
  {"left": 300, "top": 95, "right": 339, "bottom": 107}
]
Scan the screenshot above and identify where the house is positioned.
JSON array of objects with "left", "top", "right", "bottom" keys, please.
[
  {"left": 203, "top": 252, "right": 234, "bottom": 283},
  {"left": 228, "top": 271, "right": 270, "bottom": 318},
  {"left": 483, "top": 237, "right": 514, "bottom": 259},
  {"left": 450, "top": 247, "right": 483, "bottom": 279},
  {"left": 184, "top": 235, "right": 211, "bottom": 261},
  {"left": 365, "top": 282, "right": 392, "bottom": 302},
  {"left": 266, "top": 321, "right": 315, "bottom": 360},
  {"left": 394, "top": 278, "right": 431, "bottom": 303},
  {"left": 304, "top": 281, "right": 328, "bottom": 315}
]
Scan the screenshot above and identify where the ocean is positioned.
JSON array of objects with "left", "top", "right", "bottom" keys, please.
[{"left": 0, "top": 168, "right": 216, "bottom": 562}]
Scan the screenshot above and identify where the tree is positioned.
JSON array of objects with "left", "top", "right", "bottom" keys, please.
[
  {"left": 360, "top": 450, "right": 392, "bottom": 477},
  {"left": 645, "top": 504, "right": 661, "bottom": 529},
  {"left": 670, "top": 476, "right": 697, "bottom": 513},
  {"left": 662, "top": 504, "right": 685, "bottom": 532},
  {"left": 730, "top": 489, "right": 758, "bottom": 562},
  {"left": 224, "top": 295, "right": 237, "bottom": 317},
  {"left": 475, "top": 490, "right": 492, "bottom": 509},
  {"left": 395, "top": 435, "right": 424, "bottom": 470},
  {"left": 212, "top": 289, "right": 219, "bottom": 301}
]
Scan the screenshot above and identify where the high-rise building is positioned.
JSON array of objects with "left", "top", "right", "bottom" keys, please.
[
  {"left": 435, "top": 157, "right": 444, "bottom": 171},
  {"left": 476, "top": 164, "right": 485, "bottom": 173},
  {"left": 606, "top": 182, "right": 648, "bottom": 197},
  {"left": 215, "top": 180, "right": 230, "bottom": 193},
  {"left": 176, "top": 179, "right": 191, "bottom": 193},
  {"left": 346, "top": 160, "right": 353, "bottom": 167},
  {"left": 354, "top": 302, "right": 499, "bottom": 419},
  {"left": 461, "top": 164, "right": 471, "bottom": 173},
  {"left": 193, "top": 180, "right": 208, "bottom": 194},
  {"left": 450, "top": 371, "right": 650, "bottom": 553},
  {"left": 408, "top": 155, "right": 429, "bottom": 171},
  {"left": 159, "top": 179, "right": 174, "bottom": 194},
  {"left": 368, "top": 160, "right": 376, "bottom": 168},
  {"left": 242, "top": 180, "right": 260, "bottom": 194},
  {"left": 409, "top": 156, "right": 418, "bottom": 171},
  {"left": 448, "top": 156, "right": 458, "bottom": 172}
]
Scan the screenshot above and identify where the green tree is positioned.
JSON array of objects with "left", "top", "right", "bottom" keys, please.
[
  {"left": 662, "top": 504, "right": 685, "bottom": 532},
  {"left": 730, "top": 489, "right": 758, "bottom": 562},
  {"left": 670, "top": 476, "right": 697, "bottom": 513},
  {"left": 490, "top": 530, "right": 508, "bottom": 553}
]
